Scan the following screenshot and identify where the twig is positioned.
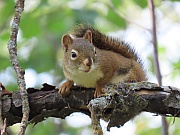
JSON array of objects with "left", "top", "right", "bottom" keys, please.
[
  {"left": 148, "top": 0, "right": 168, "bottom": 135},
  {"left": 7, "top": 0, "right": 29, "bottom": 135},
  {"left": 148, "top": 0, "right": 162, "bottom": 85}
]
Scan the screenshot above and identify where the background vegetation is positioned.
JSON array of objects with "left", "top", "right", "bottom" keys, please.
[{"left": 0, "top": 0, "right": 180, "bottom": 134}]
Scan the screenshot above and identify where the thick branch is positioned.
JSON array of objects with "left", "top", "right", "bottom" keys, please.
[{"left": 2, "top": 82, "right": 180, "bottom": 130}]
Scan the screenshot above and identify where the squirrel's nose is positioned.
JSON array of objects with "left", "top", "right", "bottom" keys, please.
[{"left": 83, "top": 57, "right": 92, "bottom": 67}]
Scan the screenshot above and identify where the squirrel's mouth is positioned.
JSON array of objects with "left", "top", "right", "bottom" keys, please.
[
  {"left": 79, "top": 68, "right": 91, "bottom": 73},
  {"left": 84, "top": 69, "right": 90, "bottom": 72},
  {"left": 78, "top": 67, "right": 91, "bottom": 73}
]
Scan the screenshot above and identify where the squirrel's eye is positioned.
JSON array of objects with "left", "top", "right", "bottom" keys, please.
[
  {"left": 71, "top": 52, "right": 77, "bottom": 58},
  {"left": 71, "top": 50, "right": 78, "bottom": 60}
]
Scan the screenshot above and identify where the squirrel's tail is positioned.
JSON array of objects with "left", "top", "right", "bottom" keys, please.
[{"left": 71, "top": 24, "right": 139, "bottom": 61}]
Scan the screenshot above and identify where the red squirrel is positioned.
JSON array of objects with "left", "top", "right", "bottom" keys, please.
[{"left": 59, "top": 24, "right": 146, "bottom": 98}]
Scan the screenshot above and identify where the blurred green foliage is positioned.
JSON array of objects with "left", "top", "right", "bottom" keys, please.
[
  {"left": 0, "top": 0, "right": 180, "bottom": 134},
  {"left": 25, "top": 118, "right": 92, "bottom": 135}
]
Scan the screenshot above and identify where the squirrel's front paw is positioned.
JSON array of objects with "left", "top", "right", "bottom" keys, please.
[
  {"left": 94, "top": 88, "right": 105, "bottom": 98},
  {"left": 58, "top": 80, "right": 73, "bottom": 97}
]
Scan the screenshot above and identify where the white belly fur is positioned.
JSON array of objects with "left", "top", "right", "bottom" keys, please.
[{"left": 65, "top": 68, "right": 104, "bottom": 88}]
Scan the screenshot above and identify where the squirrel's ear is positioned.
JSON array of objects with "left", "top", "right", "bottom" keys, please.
[
  {"left": 83, "top": 30, "right": 92, "bottom": 44},
  {"left": 62, "top": 34, "right": 73, "bottom": 52}
]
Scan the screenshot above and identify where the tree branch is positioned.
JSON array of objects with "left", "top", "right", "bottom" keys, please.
[
  {"left": 148, "top": 0, "right": 168, "bottom": 134},
  {"left": 148, "top": 0, "right": 162, "bottom": 85},
  {"left": 1, "top": 82, "right": 180, "bottom": 133},
  {"left": 7, "top": 0, "right": 29, "bottom": 135}
]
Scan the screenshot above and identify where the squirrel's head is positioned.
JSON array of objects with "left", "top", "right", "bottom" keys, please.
[{"left": 61, "top": 30, "right": 97, "bottom": 73}]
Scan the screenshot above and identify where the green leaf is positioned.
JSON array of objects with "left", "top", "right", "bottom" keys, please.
[
  {"left": 147, "top": 55, "right": 155, "bottom": 75},
  {"left": 74, "top": 9, "right": 98, "bottom": 24},
  {"left": 23, "top": 41, "right": 56, "bottom": 73},
  {"left": 158, "top": 46, "right": 166, "bottom": 54},
  {"left": 0, "top": 31, "right": 10, "bottom": 41},
  {"left": 0, "top": 0, "right": 14, "bottom": 26},
  {"left": 170, "top": 0, "right": 180, "bottom": 1},
  {"left": 106, "top": 9, "right": 126, "bottom": 28},
  {"left": 26, "top": 119, "right": 60, "bottom": 135},
  {"left": 137, "top": 127, "right": 161, "bottom": 135},
  {"left": 173, "top": 59, "right": 180, "bottom": 69},
  {"left": 133, "top": 0, "right": 147, "bottom": 8},
  {"left": 111, "top": 0, "right": 123, "bottom": 8},
  {"left": 47, "top": 9, "right": 74, "bottom": 33},
  {"left": 20, "top": 13, "right": 41, "bottom": 38},
  {"left": 0, "top": 56, "right": 11, "bottom": 70}
]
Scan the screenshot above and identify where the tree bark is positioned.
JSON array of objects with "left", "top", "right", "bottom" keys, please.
[{"left": 1, "top": 82, "right": 180, "bottom": 130}]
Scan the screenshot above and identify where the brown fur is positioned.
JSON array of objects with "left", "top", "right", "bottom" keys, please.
[
  {"left": 72, "top": 24, "right": 139, "bottom": 61},
  {"left": 59, "top": 25, "right": 147, "bottom": 98}
]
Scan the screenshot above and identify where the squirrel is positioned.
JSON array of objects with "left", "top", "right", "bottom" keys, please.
[{"left": 58, "top": 24, "right": 146, "bottom": 98}]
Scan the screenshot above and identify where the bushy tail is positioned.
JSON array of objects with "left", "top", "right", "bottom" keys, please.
[{"left": 71, "top": 24, "right": 139, "bottom": 61}]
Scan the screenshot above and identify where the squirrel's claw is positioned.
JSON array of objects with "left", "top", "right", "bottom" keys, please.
[
  {"left": 94, "top": 88, "right": 105, "bottom": 98},
  {"left": 58, "top": 80, "right": 73, "bottom": 97}
]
